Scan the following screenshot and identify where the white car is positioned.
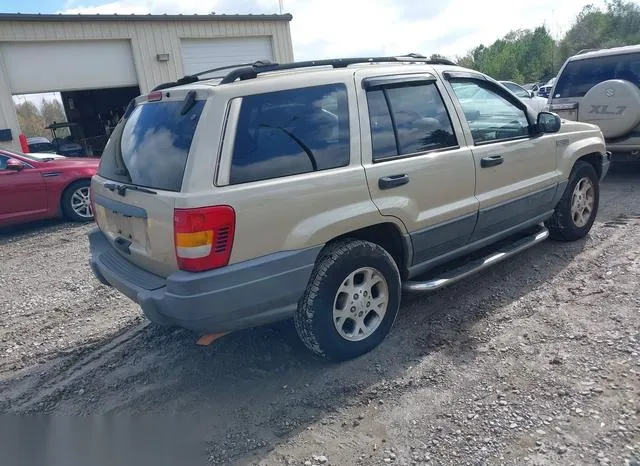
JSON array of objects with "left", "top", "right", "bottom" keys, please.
[{"left": 500, "top": 81, "right": 548, "bottom": 113}]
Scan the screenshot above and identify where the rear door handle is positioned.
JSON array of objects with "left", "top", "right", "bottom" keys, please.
[
  {"left": 379, "top": 174, "right": 409, "bottom": 190},
  {"left": 481, "top": 155, "right": 504, "bottom": 168}
]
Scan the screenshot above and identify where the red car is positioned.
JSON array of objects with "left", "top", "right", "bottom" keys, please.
[{"left": 0, "top": 149, "right": 99, "bottom": 227}]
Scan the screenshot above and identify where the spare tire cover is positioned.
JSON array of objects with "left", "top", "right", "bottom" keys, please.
[{"left": 579, "top": 79, "right": 640, "bottom": 138}]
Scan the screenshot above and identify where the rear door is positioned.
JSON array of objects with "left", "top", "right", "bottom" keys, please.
[
  {"left": 356, "top": 70, "right": 478, "bottom": 268},
  {"left": 443, "top": 74, "right": 558, "bottom": 241},
  {"left": 91, "top": 89, "right": 208, "bottom": 277},
  {"left": 0, "top": 154, "right": 48, "bottom": 222}
]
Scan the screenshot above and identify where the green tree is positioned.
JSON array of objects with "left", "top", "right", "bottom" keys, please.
[
  {"left": 40, "top": 98, "right": 67, "bottom": 128},
  {"left": 40, "top": 98, "right": 70, "bottom": 138},
  {"left": 457, "top": 0, "right": 640, "bottom": 83},
  {"left": 15, "top": 100, "right": 47, "bottom": 138},
  {"left": 557, "top": 5, "right": 613, "bottom": 63},
  {"left": 459, "top": 27, "right": 555, "bottom": 83}
]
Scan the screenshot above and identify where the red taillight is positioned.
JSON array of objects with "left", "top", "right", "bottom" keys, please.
[
  {"left": 174, "top": 206, "right": 235, "bottom": 272},
  {"left": 147, "top": 91, "right": 163, "bottom": 102}
]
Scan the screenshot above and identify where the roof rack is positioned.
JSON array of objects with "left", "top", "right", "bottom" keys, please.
[
  {"left": 151, "top": 62, "right": 263, "bottom": 90},
  {"left": 576, "top": 48, "right": 600, "bottom": 55},
  {"left": 151, "top": 53, "right": 457, "bottom": 90}
]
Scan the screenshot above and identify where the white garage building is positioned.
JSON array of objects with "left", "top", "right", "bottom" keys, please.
[{"left": 0, "top": 12, "right": 294, "bottom": 153}]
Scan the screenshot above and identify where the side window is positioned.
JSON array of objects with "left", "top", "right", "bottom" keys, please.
[
  {"left": 366, "top": 90, "right": 397, "bottom": 158},
  {"left": 0, "top": 155, "right": 8, "bottom": 170},
  {"left": 366, "top": 82, "right": 458, "bottom": 161},
  {"left": 450, "top": 80, "right": 530, "bottom": 144},
  {"left": 230, "top": 84, "right": 350, "bottom": 185}
]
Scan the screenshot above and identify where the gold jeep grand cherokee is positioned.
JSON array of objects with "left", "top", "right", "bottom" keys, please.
[{"left": 89, "top": 55, "right": 610, "bottom": 361}]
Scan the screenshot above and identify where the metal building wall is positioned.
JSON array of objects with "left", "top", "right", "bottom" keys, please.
[{"left": 0, "top": 15, "right": 294, "bottom": 151}]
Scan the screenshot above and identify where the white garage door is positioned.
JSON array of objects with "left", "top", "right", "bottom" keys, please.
[
  {"left": 181, "top": 37, "right": 274, "bottom": 77},
  {"left": 1, "top": 40, "right": 137, "bottom": 94}
]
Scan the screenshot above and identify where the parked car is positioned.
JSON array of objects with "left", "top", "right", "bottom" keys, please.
[
  {"left": 537, "top": 78, "right": 556, "bottom": 98},
  {"left": 523, "top": 82, "right": 541, "bottom": 93},
  {"left": 499, "top": 80, "right": 548, "bottom": 113},
  {"left": 89, "top": 56, "right": 609, "bottom": 361},
  {"left": 548, "top": 45, "right": 640, "bottom": 161},
  {"left": 0, "top": 149, "right": 98, "bottom": 226},
  {"left": 26, "top": 136, "right": 58, "bottom": 154}
]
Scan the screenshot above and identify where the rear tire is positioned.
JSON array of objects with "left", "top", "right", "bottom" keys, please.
[
  {"left": 546, "top": 161, "right": 599, "bottom": 241},
  {"left": 294, "top": 239, "right": 401, "bottom": 361},
  {"left": 61, "top": 180, "right": 94, "bottom": 222}
]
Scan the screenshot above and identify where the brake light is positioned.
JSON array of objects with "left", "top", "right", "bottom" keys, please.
[
  {"left": 174, "top": 206, "right": 235, "bottom": 272},
  {"left": 147, "top": 91, "right": 163, "bottom": 102}
]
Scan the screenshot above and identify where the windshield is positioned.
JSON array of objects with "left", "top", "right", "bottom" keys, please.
[
  {"left": 502, "top": 82, "right": 530, "bottom": 98},
  {"left": 98, "top": 98, "right": 205, "bottom": 192}
]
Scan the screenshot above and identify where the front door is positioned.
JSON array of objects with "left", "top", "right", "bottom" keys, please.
[
  {"left": 0, "top": 155, "right": 48, "bottom": 223},
  {"left": 355, "top": 70, "right": 478, "bottom": 271},
  {"left": 444, "top": 76, "right": 558, "bottom": 241}
]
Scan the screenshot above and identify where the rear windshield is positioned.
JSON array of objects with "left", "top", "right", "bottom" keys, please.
[
  {"left": 99, "top": 99, "right": 205, "bottom": 191},
  {"left": 28, "top": 142, "right": 57, "bottom": 153},
  {"left": 554, "top": 52, "right": 640, "bottom": 98}
]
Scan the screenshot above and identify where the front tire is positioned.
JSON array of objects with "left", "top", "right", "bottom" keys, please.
[
  {"left": 62, "top": 180, "right": 94, "bottom": 222},
  {"left": 546, "top": 161, "right": 599, "bottom": 241},
  {"left": 294, "top": 239, "right": 401, "bottom": 361}
]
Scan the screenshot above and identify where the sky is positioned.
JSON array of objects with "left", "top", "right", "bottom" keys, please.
[
  {"left": 5, "top": 0, "right": 609, "bottom": 60},
  {"left": 8, "top": 0, "right": 609, "bottom": 107}
]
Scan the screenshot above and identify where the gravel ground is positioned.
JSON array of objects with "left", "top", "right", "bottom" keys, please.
[{"left": 0, "top": 164, "right": 639, "bottom": 466}]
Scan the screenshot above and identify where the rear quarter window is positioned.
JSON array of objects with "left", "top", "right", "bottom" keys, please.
[
  {"left": 99, "top": 98, "right": 205, "bottom": 192},
  {"left": 229, "top": 84, "right": 350, "bottom": 185},
  {"left": 554, "top": 52, "right": 640, "bottom": 98}
]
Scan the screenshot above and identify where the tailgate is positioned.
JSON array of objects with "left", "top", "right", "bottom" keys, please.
[
  {"left": 91, "top": 88, "right": 209, "bottom": 278},
  {"left": 92, "top": 175, "right": 179, "bottom": 278}
]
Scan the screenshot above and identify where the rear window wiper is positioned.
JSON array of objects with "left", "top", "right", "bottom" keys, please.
[
  {"left": 105, "top": 182, "right": 157, "bottom": 196},
  {"left": 124, "top": 185, "right": 157, "bottom": 195}
]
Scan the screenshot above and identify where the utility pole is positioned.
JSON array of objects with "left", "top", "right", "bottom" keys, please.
[
  {"left": 279, "top": 0, "right": 283, "bottom": 14},
  {"left": 550, "top": 8, "right": 556, "bottom": 76}
]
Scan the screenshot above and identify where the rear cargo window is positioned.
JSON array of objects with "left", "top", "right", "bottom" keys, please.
[
  {"left": 554, "top": 52, "right": 640, "bottom": 98},
  {"left": 99, "top": 99, "right": 205, "bottom": 192},
  {"left": 229, "top": 84, "right": 350, "bottom": 185}
]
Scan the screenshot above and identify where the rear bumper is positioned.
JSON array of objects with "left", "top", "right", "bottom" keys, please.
[
  {"left": 607, "top": 150, "right": 640, "bottom": 163},
  {"left": 89, "top": 229, "right": 321, "bottom": 333}
]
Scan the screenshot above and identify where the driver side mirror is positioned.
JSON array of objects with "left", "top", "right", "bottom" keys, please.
[
  {"left": 537, "top": 111, "right": 561, "bottom": 134},
  {"left": 5, "top": 158, "right": 25, "bottom": 171},
  {"left": 528, "top": 90, "right": 535, "bottom": 99}
]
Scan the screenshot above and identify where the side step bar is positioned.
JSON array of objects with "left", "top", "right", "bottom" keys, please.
[{"left": 402, "top": 225, "right": 549, "bottom": 293}]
